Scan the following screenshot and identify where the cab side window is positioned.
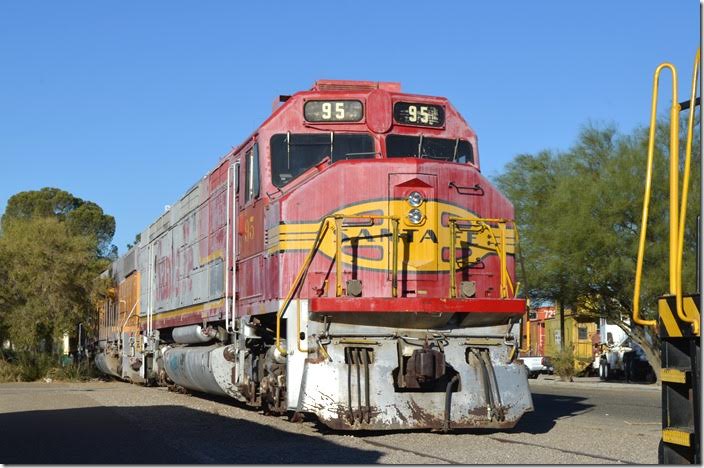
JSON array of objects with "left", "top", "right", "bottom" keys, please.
[{"left": 244, "top": 143, "right": 260, "bottom": 203}]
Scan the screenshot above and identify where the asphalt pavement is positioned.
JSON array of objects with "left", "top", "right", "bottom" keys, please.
[{"left": 0, "top": 378, "right": 661, "bottom": 464}]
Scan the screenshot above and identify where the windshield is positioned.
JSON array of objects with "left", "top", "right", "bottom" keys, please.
[
  {"left": 270, "top": 133, "right": 375, "bottom": 187},
  {"left": 385, "top": 135, "right": 474, "bottom": 164}
]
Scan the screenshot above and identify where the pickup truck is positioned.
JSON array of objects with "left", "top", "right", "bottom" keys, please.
[{"left": 521, "top": 356, "right": 554, "bottom": 379}]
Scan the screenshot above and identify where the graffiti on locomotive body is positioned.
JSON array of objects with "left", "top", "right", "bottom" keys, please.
[{"left": 272, "top": 200, "right": 516, "bottom": 272}]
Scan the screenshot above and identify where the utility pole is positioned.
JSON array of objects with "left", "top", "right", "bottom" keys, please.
[{"left": 559, "top": 301, "right": 565, "bottom": 351}]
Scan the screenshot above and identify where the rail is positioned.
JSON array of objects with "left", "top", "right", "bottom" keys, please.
[
  {"left": 633, "top": 50, "right": 700, "bottom": 334},
  {"left": 118, "top": 299, "right": 139, "bottom": 352},
  {"left": 675, "top": 49, "right": 700, "bottom": 335},
  {"left": 448, "top": 217, "right": 517, "bottom": 299},
  {"left": 518, "top": 299, "right": 531, "bottom": 354},
  {"left": 275, "top": 214, "right": 401, "bottom": 355}
]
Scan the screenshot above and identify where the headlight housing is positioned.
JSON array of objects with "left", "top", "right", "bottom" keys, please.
[
  {"left": 407, "top": 208, "right": 423, "bottom": 224},
  {"left": 407, "top": 191, "right": 423, "bottom": 207}
]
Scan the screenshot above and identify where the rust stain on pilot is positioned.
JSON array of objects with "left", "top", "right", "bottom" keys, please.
[{"left": 406, "top": 399, "right": 440, "bottom": 426}]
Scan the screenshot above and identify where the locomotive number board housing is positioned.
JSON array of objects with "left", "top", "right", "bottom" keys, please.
[
  {"left": 393, "top": 102, "right": 445, "bottom": 128},
  {"left": 304, "top": 100, "right": 364, "bottom": 122}
]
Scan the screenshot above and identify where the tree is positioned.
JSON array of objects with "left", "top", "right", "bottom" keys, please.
[
  {"left": 0, "top": 188, "right": 115, "bottom": 353},
  {"left": 496, "top": 119, "right": 701, "bottom": 378},
  {"left": 126, "top": 233, "right": 141, "bottom": 250},
  {"left": 2, "top": 187, "right": 117, "bottom": 259}
]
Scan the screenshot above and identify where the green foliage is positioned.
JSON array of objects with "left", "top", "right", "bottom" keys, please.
[
  {"left": 552, "top": 347, "right": 576, "bottom": 380},
  {"left": 0, "top": 217, "right": 107, "bottom": 350},
  {"left": 46, "top": 359, "right": 98, "bottom": 382},
  {"left": 126, "top": 232, "right": 141, "bottom": 250},
  {"left": 0, "top": 188, "right": 115, "bottom": 357},
  {"left": 0, "top": 352, "right": 53, "bottom": 382},
  {"left": 2, "top": 187, "right": 116, "bottom": 258},
  {"left": 0, "top": 352, "right": 96, "bottom": 382},
  {"left": 496, "top": 116, "right": 700, "bottom": 372},
  {"left": 496, "top": 117, "right": 700, "bottom": 319}
]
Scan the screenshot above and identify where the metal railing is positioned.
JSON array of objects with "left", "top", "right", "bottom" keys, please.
[
  {"left": 275, "top": 213, "right": 524, "bottom": 355},
  {"left": 633, "top": 50, "right": 701, "bottom": 334},
  {"left": 448, "top": 217, "right": 518, "bottom": 299},
  {"left": 275, "top": 214, "right": 401, "bottom": 355}
]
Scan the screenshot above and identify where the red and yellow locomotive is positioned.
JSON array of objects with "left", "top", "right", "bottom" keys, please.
[{"left": 96, "top": 80, "right": 532, "bottom": 430}]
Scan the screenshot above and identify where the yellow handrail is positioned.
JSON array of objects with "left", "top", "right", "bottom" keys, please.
[
  {"left": 275, "top": 213, "right": 401, "bottom": 355},
  {"left": 633, "top": 63, "right": 679, "bottom": 327},
  {"left": 275, "top": 219, "right": 331, "bottom": 355},
  {"left": 633, "top": 51, "right": 701, "bottom": 334},
  {"left": 518, "top": 301, "right": 531, "bottom": 354},
  {"left": 332, "top": 214, "right": 400, "bottom": 297},
  {"left": 449, "top": 217, "right": 517, "bottom": 299},
  {"left": 675, "top": 49, "right": 701, "bottom": 335}
]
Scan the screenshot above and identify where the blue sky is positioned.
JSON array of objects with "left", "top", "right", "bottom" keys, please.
[{"left": 0, "top": 1, "right": 699, "bottom": 253}]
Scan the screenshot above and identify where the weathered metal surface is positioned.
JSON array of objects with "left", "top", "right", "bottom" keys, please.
[
  {"left": 94, "top": 352, "right": 120, "bottom": 378},
  {"left": 162, "top": 345, "right": 244, "bottom": 400},
  {"left": 172, "top": 325, "right": 216, "bottom": 344},
  {"left": 292, "top": 321, "right": 532, "bottom": 430},
  {"left": 93, "top": 79, "right": 533, "bottom": 432}
]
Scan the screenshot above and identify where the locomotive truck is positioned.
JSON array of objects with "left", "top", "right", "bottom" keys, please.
[{"left": 95, "top": 79, "right": 533, "bottom": 431}]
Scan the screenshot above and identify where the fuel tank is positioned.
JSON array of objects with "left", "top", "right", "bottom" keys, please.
[
  {"left": 94, "top": 352, "right": 121, "bottom": 378},
  {"left": 162, "top": 344, "right": 244, "bottom": 400},
  {"left": 172, "top": 324, "right": 216, "bottom": 344}
]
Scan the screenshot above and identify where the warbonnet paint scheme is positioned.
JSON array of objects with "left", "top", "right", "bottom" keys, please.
[{"left": 94, "top": 80, "right": 533, "bottom": 430}]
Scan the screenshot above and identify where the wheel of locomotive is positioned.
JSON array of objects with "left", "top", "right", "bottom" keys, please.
[{"left": 259, "top": 343, "right": 287, "bottom": 415}]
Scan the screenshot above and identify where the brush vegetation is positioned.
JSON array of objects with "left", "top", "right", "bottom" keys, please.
[{"left": 0, "top": 188, "right": 116, "bottom": 377}]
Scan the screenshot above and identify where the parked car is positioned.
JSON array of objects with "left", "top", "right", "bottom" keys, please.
[{"left": 521, "top": 356, "right": 554, "bottom": 379}]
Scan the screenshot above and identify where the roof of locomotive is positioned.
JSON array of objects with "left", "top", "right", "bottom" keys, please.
[
  {"left": 121, "top": 80, "right": 477, "bottom": 266},
  {"left": 223, "top": 79, "right": 472, "bottom": 160}
]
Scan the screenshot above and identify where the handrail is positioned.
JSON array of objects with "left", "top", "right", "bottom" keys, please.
[
  {"left": 118, "top": 300, "right": 139, "bottom": 352},
  {"left": 676, "top": 49, "right": 701, "bottom": 334},
  {"left": 513, "top": 222, "right": 531, "bottom": 354},
  {"left": 633, "top": 63, "right": 679, "bottom": 327},
  {"left": 634, "top": 53, "right": 701, "bottom": 333},
  {"left": 275, "top": 219, "right": 331, "bottom": 355},
  {"left": 225, "top": 164, "right": 232, "bottom": 333},
  {"left": 275, "top": 213, "right": 402, "bottom": 355},
  {"left": 332, "top": 214, "right": 400, "bottom": 298},
  {"left": 449, "top": 217, "right": 517, "bottom": 299},
  {"left": 518, "top": 301, "right": 531, "bottom": 354}
]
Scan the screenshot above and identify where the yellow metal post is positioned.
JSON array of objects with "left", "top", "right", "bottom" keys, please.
[
  {"left": 676, "top": 49, "right": 701, "bottom": 335},
  {"left": 633, "top": 63, "right": 679, "bottom": 327},
  {"left": 449, "top": 220, "right": 456, "bottom": 298},
  {"left": 275, "top": 218, "right": 330, "bottom": 356},
  {"left": 391, "top": 218, "right": 399, "bottom": 298},
  {"left": 499, "top": 222, "right": 508, "bottom": 298},
  {"left": 335, "top": 216, "right": 343, "bottom": 297}
]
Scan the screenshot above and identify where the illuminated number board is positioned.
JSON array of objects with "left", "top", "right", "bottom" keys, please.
[
  {"left": 304, "top": 100, "right": 364, "bottom": 122},
  {"left": 393, "top": 102, "right": 445, "bottom": 127}
]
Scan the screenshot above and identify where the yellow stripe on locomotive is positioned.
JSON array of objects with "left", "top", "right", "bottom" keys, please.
[{"left": 268, "top": 199, "right": 516, "bottom": 273}]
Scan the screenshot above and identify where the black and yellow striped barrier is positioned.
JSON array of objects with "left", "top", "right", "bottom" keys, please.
[
  {"left": 658, "top": 294, "right": 701, "bottom": 338},
  {"left": 658, "top": 293, "right": 700, "bottom": 464}
]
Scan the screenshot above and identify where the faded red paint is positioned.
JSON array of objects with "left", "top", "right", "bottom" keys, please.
[{"left": 142, "top": 80, "right": 523, "bottom": 330}]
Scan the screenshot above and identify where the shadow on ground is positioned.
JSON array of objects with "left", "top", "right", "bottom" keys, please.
[
  {"left": 509, "top": 391, "right": 593, "bottom": 435},
  {"left": 0, "top": 405, "right": 382, "bottom": 464}
]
